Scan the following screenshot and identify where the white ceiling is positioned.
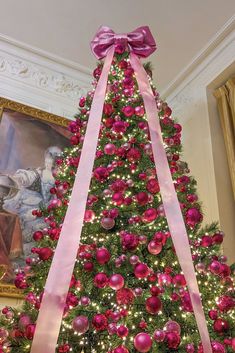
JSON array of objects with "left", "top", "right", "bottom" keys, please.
[{"left": 0, "top": 0, "right": 235, "bottom": 94}]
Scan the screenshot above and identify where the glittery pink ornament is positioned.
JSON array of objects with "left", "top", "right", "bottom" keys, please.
[
  {"left": 211, "top": 341, "right": 225, "bottom": 353},
  {"left": 109, "top": 274, "right": 124, "bottom": 290},
  {"left": 164, "top": 320, "right": 181, "bottom": 334},
  {"left": 147, "top": 240, "right": 162, "bottom": 255},
  {"left": 153, "top": 329, "right": 165, "bottom": 342},
  {"left": 84, "top": 209, "right": 95, "bottom": 222},
  {"left": 107, "top": 323, "right": 117, "bottom": 335},
  {"left": 130, "top": 255, "right": 139, "bottom": 265},
  {"left": 134, "top": 263, "right": 149, "bottom": 279},
  {"left": 94, "top": 273, "right": 109, "bottom": 288},
  {"left": 122, "top": 105, "right": 135, "bottom": 117},
  {"left": 101, "top": 217, "right": 115, "bottom": 230},
  {"left": 142, "top": 208, "right": 158, "bottom": 222},
  {"left": 104, "top": 143, "right": 116, "bottom": 155},
  {"left": 217, "top": 295, "right": 235, "bottom": 312},
  {"left": 134, "top": 288, "right": 143, "bottom": 296},
  {"left": 135, "top": 106, "right": 145, "bottom": 117},
  {"left": 186, "top": 343, "right": 195, "bottom": 353},
  {"left": 72, "top": 316, "right": 89, "bottom": 334},
  {"left": 96, "top": 248, "right": 111, "bottom": 264},
  {"left": 134, "top": 333, "right": 152, "bottom": 352}
]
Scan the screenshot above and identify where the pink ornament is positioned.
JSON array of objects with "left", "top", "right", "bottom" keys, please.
[
  {"left": 0, "top": 328, "right": 8, "bottom": 343},
  {"left": 94, "top": 273, "right": 109, "bottom": 288},
  {"left": 18, "top": 315, "right": 31, "bottom": 330},
  {"left": 117, "top": 325, "right": 129, "bottom": 338},
  {"left": 147, "top": 240, "right": 162, "bottom": 255},
  {"left": 113, "top": 346, "right": 129, "bottom": 353},
  {"left": 92, "top": 314, "right": 108, "bottom": 331},
  {"left": 72, "top": 315, "right": 89, "bottom": 334},
  {"left": 135, "top": 106, "right": 145, "bottom": 117},
  {"left": 107, "top": 323, "right": 117, "bottom": 335},
  {"left": 145, "top": 296, "right": 162, "bottom": 314},
  {"left": 96, "top": 248, "right": 111, "bottom": 264},
  {"left": 136, "top": 192, "right": 149, "bottom": 206},
  {"left": 130, "top": 255, "right": 139, "bottom": 265},
  {"left": 213, "top": 318, "right": 229, "bottom": 333},
  {"left": 211, "top": 341, "right": 225, "bottom": 353},
  {"left": 134, "top": 263, "right": 149, "bottom": 279},
  {"left": 112, "top": 192, "right": 124, "bottom": 205},
  {"left": 185, "top": 208, "right": 202, "bottom": 226},
  {"left": 139, "top": 235, "right": 147, "bottom": 244},
  {"left": 134, "top": 333, "right": 152, "bottom": 352},
  {"left": 134, "top": 288, "right": 143, "bottom": 296},
  {"left": 164, "top": 320, "right": 181, "bottom": 334},
  {"left": 104, "top": 143, "right": 116, "bottom": 155},
  {"left": 122, "top": 105, "right": 135, "bottom": 117},
  {"left": 153, "top": 329, "right": 165, "bottom": 342},
  {"left": 101, "top": 217, "right": 115, "bottom": 230},
  {"left": 208, "top": 310, "right": 218, "bottom": 320},
  {"left": 84, "top": 209, "right": 95, "bottom": 223},
  {"left": 146, "top": 179, "right": 160, "bottom": 194},
  {"left": 217, "top": 295, "right": 235, "bottom": 312},
  {"left": 186, "top": 343, "right": 195, "bottom": 353},
  {"left": 165, "top": 332, "right": 181, "bottom": 349},
  {"left": 210, "top": 261, "right": 222, "bottom": 275},
  {"left": 142, "top": 208, "right": 158, "bottom": 222},
  {"left": 93, "top": 166, "right": 109, "bottom": 181},
  {"left": 158, "top": 273, "right": 172, "bottom": 286},
  {"left": 109, "top": 274, "right": 124, "bottom": 290},
  {"left": 80, "top": 296, "right": 90, "bottom": 306}
]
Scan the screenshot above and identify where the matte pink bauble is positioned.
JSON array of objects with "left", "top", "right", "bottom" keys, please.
[
  {"left": 117, "top": 325, "right": 129, "bottom": 337},
  {"left": 148, "top": 240, "right": 162, "bottom": 255},
  {"left": 104, "top": 143, "right": 116, "bottom": 155},
  {"left": 164, "top": 320, "right": 181, "bottom": 334},
  {"left": 134, "top": 263, "right": 149, "bottom": 279},
  {"left": 153, "top": 329, "right": 165, "bottom": 342},
  {"left": 96, "top": 248, "right": 111, "bottom": 264},
  {"left": 72, "top": 315, "right": 89, "bottom": 334},
  {"left": 101, "top": 217, "right": 115, "bottom": 230},
  {"left": 134, "top": 333, "right": 152, "bottom": 352},
  {"left": 109, "top": 274, "right": 124, "bottom": 290}
]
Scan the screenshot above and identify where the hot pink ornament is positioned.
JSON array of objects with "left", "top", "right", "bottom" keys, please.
[
  {"left": 134, "top": 263, "right": 149, "bottom": 279},
  {"left": 109, "top": 274, "right": 124, "bottom": 290},
  {"left": 18, "top": 315, "right": 31, "bottom": 330},
  {"left": 134, "top": 333, "right": 152, "bottom": 352},
  {"left": 104, "top": 143, "right": 116, "bottom": 155},
  {"left": 84, "top": 209, "right": 95, "bottom": 223},
  {"left": 94, "top": 273, "right": 109, "bottom": 288},
  {"left": 117, "top": 325, "right": 129, "bottom": 338},
  {"left": 158, "top": 273, "right": 172, "bottom": 286},
  {"left": 101, "top": 217, "right": 115, "bottom": 230},
  {"left": 145, "top": 296, "right": 162, "bottom": 314},
  {"left": 217, "top": 295, "right": 235, "bottom": 312},
  {"left": 112, "top": 192, "right": 124, "bottom": 205},
  {"left": 186, "top": 343, "right": 195, "bottom": 353},
  {"left": 80, "top": 296, "right": 90, "bottom": 306},
  {"left": 130, "top": 255, "right": 139, "bottom": 265},
  {"left": 135, "top": 106, "right": 145, "bottom": 117},
  {"left": 122, "top": 106, "right": 135, "bottom": 117},
  {"left": 164, "top": 320, "right": 181, "bottom": 334},
  {"left": 134, "top": 288, "right": 143, "bottom": 296},
  {"left": 147, "top": 240, "right": 162, "bottom": 255},
  {"left": 72, "top": 315, "right": 89, "bottom": 334},
  {"left": 136, "top": 192, "right": 149, "bottom": 206},
  {"left": 153, "top": 329, "right": 165, "bottom": 342},
  {"left": 142, "top": 208, "right": 158, "bottom": 222},
  {"left": 96, "top": 248, "right": 111, "bottom": 264},
  {"left": 211, "top": 341, "right": 225, "bottom": 353}
]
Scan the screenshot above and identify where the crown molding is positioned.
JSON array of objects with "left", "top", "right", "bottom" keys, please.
[{"left": 162, "top": 15, "right": 235, "bottom": 99}]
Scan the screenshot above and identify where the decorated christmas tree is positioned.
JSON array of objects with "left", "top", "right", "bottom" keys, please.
[{"left": 0, "top": 26, "right": 234, "bottom": 353}]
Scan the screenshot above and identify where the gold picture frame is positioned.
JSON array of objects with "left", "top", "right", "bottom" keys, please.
[{"left": 0, "top": 97, "right": 70, "bottom": 298}]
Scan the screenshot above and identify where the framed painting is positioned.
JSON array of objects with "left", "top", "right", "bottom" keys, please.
[{"left": 0, "top": 97, "right": 71, "bottom": 298}]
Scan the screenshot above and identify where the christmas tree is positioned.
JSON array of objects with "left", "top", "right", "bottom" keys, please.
[{"left": 0, "top": 28, "right": 235, "bottom": 353}]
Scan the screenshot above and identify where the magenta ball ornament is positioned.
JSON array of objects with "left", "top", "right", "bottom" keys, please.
[
  {"left": 134, "top": 287, "right": 143, "bottom": 296},
  {"left": 130, "top": 255, "right": 139, "bottom": 265},
  {"left": 134, "top": 333, "right": 152, "bottom": 352},
  {"left": 84, "top": 209, "right": 95, "bottom": 222},
  {"left": 18, "top": 315, "right": 31, "bottom": 330},
  {"left": 186, "top": 343, "right": 195, "bottom": 353},
  {"left": 145, "top": 296, "right": 162, "bottom": 314},
  {"left": 101, "top": 217, "right": 115, "bottom": 230},
  {"left": 134, "top": 263, "right": 149, "bottom": 279},
  {"left": 96, "top": 248, "right": 111, "bottom": 265},
  {"left": 135, "top": 106, "right": 145, "bottom": 117},
  {"left": 147, "top": 240, "right": 162, "bottom": 255},
  {"left": 153, "top": 329, "right": 165, "bottom": 342},
  {"left": 211, "top": 341, "right": 225, "bottom": 353},
  {"left": 72, "top": 315, "right": 89, "bottom": 334},
  {"left": 164, "top": 320, "right": 181, "bottom": 334},
  {"left": 80, "top": 296, "right": 90, "bottom": 306},
  {"left": 109, "top": 274, "right": 125, "bottom": 290},
  {"left": 104, "top": 143, "right": 116, "bottom": 155}
]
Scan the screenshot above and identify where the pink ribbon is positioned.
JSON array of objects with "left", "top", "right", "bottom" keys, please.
[{"left": 30, "top": 26, "right": 212, "bottom": 353}]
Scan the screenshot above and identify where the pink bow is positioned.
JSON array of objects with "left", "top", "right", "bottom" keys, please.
[{"left": 91, "top": 25, "right": 157, "bottom": 59}]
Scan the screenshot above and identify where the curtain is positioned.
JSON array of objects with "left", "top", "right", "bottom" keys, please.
[{"left": 214, "top": 77, "right": 235, "bottom": 199}]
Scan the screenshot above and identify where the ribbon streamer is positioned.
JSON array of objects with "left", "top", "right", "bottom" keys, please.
[{"left": 30, "top": 26, "right": 212, "bottom": 353}]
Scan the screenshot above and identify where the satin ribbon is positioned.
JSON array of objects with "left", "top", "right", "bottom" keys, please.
[{"left": 30, "top": 26, "right": 212, "bottom": 353}]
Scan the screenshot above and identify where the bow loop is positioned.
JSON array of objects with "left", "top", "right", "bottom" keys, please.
[{"left": 91, "top": 25, "right": 156, "bottom": 59}]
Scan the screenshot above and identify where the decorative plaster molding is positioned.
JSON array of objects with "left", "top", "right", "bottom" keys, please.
[
  {"left": 162, "top": 15, "right": 235, "bottom": 99},
  {"left": 0, "top": 33, "right": 92, "bottom": 118}
]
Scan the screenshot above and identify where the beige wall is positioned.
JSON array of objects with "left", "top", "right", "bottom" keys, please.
[{"left": 167, "top": 30, "right": 235, "bottom": 264}]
